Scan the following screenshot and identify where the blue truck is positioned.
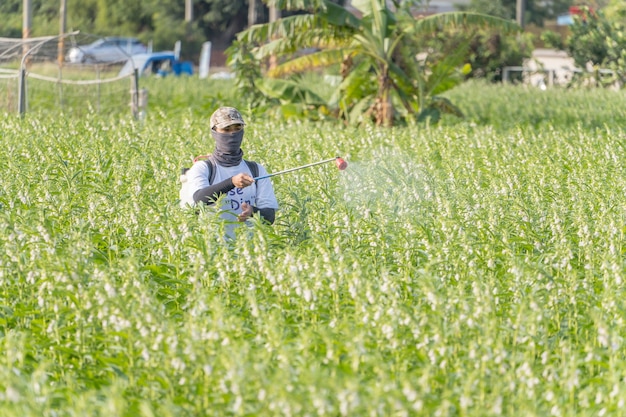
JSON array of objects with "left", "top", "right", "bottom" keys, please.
[{"left": 118, "top": 51, "right": 193, "bottom": 77}]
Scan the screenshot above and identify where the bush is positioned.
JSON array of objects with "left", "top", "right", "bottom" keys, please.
[
  {"left": 423, "top": 28, "right": 533, "bottom": 82},
  {"left": 564, "top": 7, "right": 626, "bottom": 87},
  {"left": 467, "top": 30, "right": 534, "bottom": 81}
]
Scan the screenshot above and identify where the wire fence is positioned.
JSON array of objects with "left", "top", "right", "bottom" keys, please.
[
  {"left": 0, "top": 69, "right": 20, "bottom": 113},
  {"left": 502, "top": 65, "right": 623, "bottom": 90},
  {"left": 0, "top": 33, "right": 142, "bottom": 117}
]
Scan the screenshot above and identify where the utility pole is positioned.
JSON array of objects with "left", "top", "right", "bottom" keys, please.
[
  {"left": 185, "top": 0, "right": 193, "bottom": 39},
  {"left": 185, "top": 0, "right": 193, "bottom": 23},
  {"left": 268, "top": 4, "right": 281, "bottom": 70},
  {"left": 269, "top": 5, "right": 281, "bottom": 24},
  {"left": 516, "top": 0, "right": 525, "bottom": 28},
  {"left": 23, "top": 0, "right": 32, "bottom": 58},
  {"left": 58, "top": 0, "right": 67, "bottom": 65},
  {"left": 248, "top": 0, "right": 257, "bottom": 28}
]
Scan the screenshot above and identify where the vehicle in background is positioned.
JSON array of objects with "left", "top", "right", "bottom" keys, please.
[
  {"left": 118, "top": 51, "right": 194, "bottom": 77},
  {"left": 67, "top": 37, "right": 148, "bottom": 64}
]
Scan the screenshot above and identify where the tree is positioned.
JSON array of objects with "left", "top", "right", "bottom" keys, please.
[
  {"left": 463, "top": 0, "right": 577, "bottom": 27},
  {"left": 565, "top": 6, "right": 626, "bottom": 87},
  {"left": 0, "top": 0, "right": 252, "bottom": 59},
  {"left": 462, "top": 0, "right": 511, "bottom": 19},
  {"left": 231, "top": 0, "right": 519, "bottom": 127},
  {"left": 603, "top": 0, "right": 626, "bottom": 20},
  {"left": 190, "top": 0, "right": 249, "bottom": 50}
]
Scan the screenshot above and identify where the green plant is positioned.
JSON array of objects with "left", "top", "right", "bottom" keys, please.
[
  {"left": 540, "top": 30, "right": 565, "bottom": 51},
  {"left": 565, "top": 6, "right": 626, "bottom": 87},
  {"left": 232, "top": 0, "right": 519, "bottom": 127},
  {"left": 2, "top": 83, "right": 626, "bottom": 416}
]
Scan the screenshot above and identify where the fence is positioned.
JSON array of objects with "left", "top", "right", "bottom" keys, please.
[
  {"left": 502, "top": 66, "right": 622, "bottom": 90},
  {"left": 0, "top": 33, "right": 144, "bottom": 117}
]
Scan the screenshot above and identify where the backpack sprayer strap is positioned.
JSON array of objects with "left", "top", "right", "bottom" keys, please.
[{"left": 180, "top": 156, "right": 258, "bottom": 184}]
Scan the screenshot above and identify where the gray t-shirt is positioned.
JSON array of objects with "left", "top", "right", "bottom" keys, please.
[{"left": 180, "top": 159, "right": 279, "bottom": 237}]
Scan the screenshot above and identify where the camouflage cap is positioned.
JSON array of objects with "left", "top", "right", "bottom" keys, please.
[{"left": 210, "top": 107, "right": 246, "bottom": 130}]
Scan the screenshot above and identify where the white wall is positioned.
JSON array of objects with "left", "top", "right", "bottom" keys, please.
[
  {"left": 344, "top": 0, "right": 471, "bottom": 13},
  {"left": 427, "top": 0, "right": 471, "bottom": 13}
]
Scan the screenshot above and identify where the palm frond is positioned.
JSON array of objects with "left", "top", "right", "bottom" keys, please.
[
  {"left": 335, "top": 60, "right": 377, "bottom": 102},
  {"left": 429, "top": 96, "right": 464, "bottom": 117},
  {"left": 321, "top": 1, "right": 362, "bottom": 29},
  {"left": 264, "top": 0, "right": 327, "bottom": 12},
  {"left": 350, "top": 0, "right": 387, "bottom": 17},
  {"left": 263, "top": 0, "right": 363, "bottom": 30},
  {"left": 348, "top": 96, "right": 375, "bottom": 125},
  {"left": 239, "top": 14, "right": 355, "bottom": 59},
  {"left": 352, "top": 33, "right": 385, "bottom": 62},
  {"left": 238, "top": 14, "right": 320, "bottom": 44},
  {"left": 255, "top": 77, "right": 328, "bottom": 105},
  {"left": 406, "top": 12, "right": 520, "bottom": 36},
  {"left": 388, "top": 60, "right": 415, "bottom": 93},
  {"left": 254, "top": 29, "right": 352, "bottom": 60},
  {"left": 424, "top": 40, "right": 471, "bottom": 95},
  {"left": 268, "top": 48, "right": 353, "bottom": 77}
]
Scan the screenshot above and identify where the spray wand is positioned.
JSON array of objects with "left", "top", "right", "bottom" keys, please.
[{"left": 254, "top": 156, "right": 348, "bottom": 181}]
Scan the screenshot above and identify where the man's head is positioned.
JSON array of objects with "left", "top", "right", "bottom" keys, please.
[
  {"left": 210, "top": 107, "right": 245, "bottom": 133},
  {"left": 210, "top": 106, "right": 245, "bottom": 166}
]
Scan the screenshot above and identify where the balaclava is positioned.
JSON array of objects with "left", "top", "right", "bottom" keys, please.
[
  {"left": 209, "top": 107, "right": 246, "bottom": 167},
  {"left": 211, "top": 129, "right": 244, "bottom": 167}
]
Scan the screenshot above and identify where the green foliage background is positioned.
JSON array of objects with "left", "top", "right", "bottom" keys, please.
[
  {"left": 567, "top": 9, "right": 626, "bottom": 84},
  {"left": 1, "top": 79, "right": 626, "bottom": 415}
]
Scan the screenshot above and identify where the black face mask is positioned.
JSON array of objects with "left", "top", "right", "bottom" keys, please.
[{"left": 211, "top": 129, "right": 244, "bottom": 167}]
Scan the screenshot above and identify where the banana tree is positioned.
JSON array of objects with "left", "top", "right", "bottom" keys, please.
[{"left": 232, "top": 0, "right": 520, "bottom": 126}]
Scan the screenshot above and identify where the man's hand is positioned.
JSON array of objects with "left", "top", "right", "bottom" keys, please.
[
  {"left": 232, "top": 173, "right": 254, "bottom": 188},
  {"left": 238, "top": 202, "right": 253, "bottom": 222}
]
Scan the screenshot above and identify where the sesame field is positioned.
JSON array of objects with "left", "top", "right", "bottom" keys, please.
[{"left": 1, "top": 80, "right": 626, "bottom": 416}]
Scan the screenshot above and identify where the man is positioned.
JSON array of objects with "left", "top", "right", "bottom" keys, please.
[{"left": 180, "top": 107, "right": 278, "bottom": 238}]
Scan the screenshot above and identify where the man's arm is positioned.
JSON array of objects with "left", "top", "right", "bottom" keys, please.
[
  {"left": 253, "top": 207, "right": 275, "bottom": 224},
  {"left": 193, "top": 173, "right": 254, "bottom": 205},
  {"left": 193, "top": 178, "right": 235, "bottom": 205}
]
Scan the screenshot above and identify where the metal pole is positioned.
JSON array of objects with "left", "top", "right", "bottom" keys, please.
[
  {"left": 268, "top": 5, "right": 281, "bottom": 70},
  {"left": 254, "top": 158, "right": 339, "bottom": 181},
  {"left": 199, "top": 41, "right": 211, "bottom": 79},
  {"left": 132, "top": 68, "right": 140, "bottom": 118},
  {"left": 18, "top": 32, "right": 78, "bottom": 115},
  {"left": 18, "top": 68, "right": 26, "bottom": 115},
  {"left": 248, "top": 0, "right": 257, "bottom": 27},
  {"left": 96, "top": 66, "right": 101, "bottom": 112},
  {"left": 185, "top": 0, "right": 193, "bottom": 22},
  {"left": 58, "top": 0, "right": 67, "bottom": 65},
  {"left": 516, "top": 0, "right": 525, "bottom": 29},
  {"left": 23, "top": 0, "right": 32, "bottom": 58},
  {"left": 185, "top": 0, "right": 193, "bottom": 39}
]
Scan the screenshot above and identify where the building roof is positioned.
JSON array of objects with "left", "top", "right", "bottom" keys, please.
[{"left": 344, "top": 0, "right": 470, "bottom": 14}]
